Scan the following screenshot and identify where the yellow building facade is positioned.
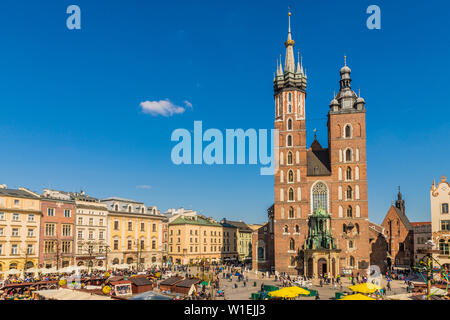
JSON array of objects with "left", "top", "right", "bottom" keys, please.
[
  {"left": 102, "top": 198, "right": 164, "bottom": 269},
  {"left": 168, "top": 215, "right": 223, "bottom": 265},
  {"left": 0, "top": 186, "right": 41, "bottom": 275}
]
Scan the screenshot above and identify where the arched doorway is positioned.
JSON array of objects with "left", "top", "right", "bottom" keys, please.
[
  {"left": 317, "top": 258, "right": 327, "bottom": 276},
  {"left": 126, "top": 257, "right": 134, "bottom": 265},
  {"left": 112, "top": 258, "right": 119, "bottom": 265}
]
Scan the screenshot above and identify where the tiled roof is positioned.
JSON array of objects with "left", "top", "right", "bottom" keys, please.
[
  {"left": 0, "top": 188, "right": 40, "bottom": 199},
  {"left": 170, "top": 215, "right": 221, "bottom": 227},
  {"left": 411, "top": 222, "right": 431, "bottom": 226}
]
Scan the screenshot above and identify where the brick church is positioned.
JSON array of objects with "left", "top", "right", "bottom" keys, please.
[{"left": 253, "top": 12, "right": 370, "bottom": 278}]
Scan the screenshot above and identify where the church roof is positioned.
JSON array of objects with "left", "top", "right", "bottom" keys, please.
[{"left": 307, "top": 140, "right": 331, "bottom": 176}]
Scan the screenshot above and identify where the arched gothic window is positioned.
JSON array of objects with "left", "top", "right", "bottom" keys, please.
[
  {"left": 295, "top": 225, "right": 300, "bottom": 233},
  {"left": 288, "top": 206, "right": 295, "bottom": 218},
  {"left": 288, "top": 189, "right": 294, "bottom": 201},
  {"left": 287, "top": 119, "right": 293, "bottom": 130},
  {"left": 287, "top": 152, "right": 293, "bottom": 165},
  {"left": 345, "top": 124, "right": 352, "bottom": 138},
  {"left": 345, "top": 149, "right": 352, "bottom": 162},
  {"left": 289, "top": 238, "right": 295, "bottom": 251},
  {"left": 346, "top": 167, "right": 352, "bottom": 180},
  {"left": 312, "top": 182, "right": 328, "bottom": 212},
  {"left": 347, "top": 186, "right": 353, "bottom": 200},
  {"left": 283, "top": 225, "right": 288, "bottom": 233},
  {"left": 347, "top": 206, "right": 353, "bottom": 218},
  {"left": 287, "top": 135, "right": 293, "bottom": 147},
  {"left": 288, "top": 170, "right": 294, "bottom": 182}
]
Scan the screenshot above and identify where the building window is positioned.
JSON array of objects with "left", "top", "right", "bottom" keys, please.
[
  {"left": 114, "top": 221, "right": 119, "bottom": 230},
  {"left": 287, "top": 118, "right": 293, "bottom": 130},
  {"left": 349, "top": 240, "right": 353, "bottom": 248},
  {"left": 11, "top": 244, "right": 18, "bottom": 255},
  {"left": 12, "top": 228, "right": 19, "bottom": 237},
  {"left": 287, "top": 135, "right": 293, "bottom": 147},
  {"left": 127, "top": 240, "right": 132, "bottom": 250},
  {"left": 12, "top": 213, "right": 19, "bottom": 221},
  {"left": 78, "top": 230, "right": 83, "bottom": 239},
  {"left": 62, "top": 224, "right": 72, "bottom": 237},
  {"left": 347, "top": 206, "right": 353, "bottom": 218},
  {"left": 441, "top": 221, "right": 450, "bottom": 231},
  {"left": 113, "top": 240, "right": 119, "bottom": 250},
  {"left": 289, "top": 238, "right": 295, "bottom": 251},
  {"left": 345, "top": 124, "right": 352, "bottom": 138},
  {"left": 62, "top": 241, "right": 71, "bottom": 254},
  {"left": 47, "top": 208, "right": 55, "bottom": 216},
  {"left": 312, "top": 182, "right": 328, "bottom": 212},
  {"left": 140, "top": 222, "right": 145, "bottom": 232},
  {"left": 45, "top": 224, "right": 55, "bottom": 236},
  {"left": 99, "top": 219, "right": 103, "bottom": 226},
  {"left": 152, "top": 224, "right": 156, "bottom": 232},
  {"left": 89, "top": 218, "right": 93, "bottom": 226},
  {"left": 346, "top": 167, "right": 352, "bottom": 180},
  {"left": 288, "top": 206, "right": 295, "bottom": 219},
  {"left": 0, "top": 228, "right": 3, "bottom": 236},
  {"left": 28, "top": 214, "right": 35, "bottom": 222},
  {"left": 442, "top": 203, "right": 449, "bottom": 214},
  {"left": 0, "top": 244, "right": 3, "bottom": 255},
  {"left": 346, "top": 186, "right": 353, "bottom": 200},
  {"left": 88, "top": 230, "right": 94, "bottom": 240},
  {"left": 141, "top": 240, "right": 145, "bottom": 250},
  {"left": 14, "top": 199, "right": 19, "bottom": 205},
  {"left": 0, "top": 212, "right": 4, "bottom": 220},
  {"left": 99, "top": 231, "right": 104, "bottom": 240},
  {"left": 64, "top": 209, "right": 71, "bottom": 218},
  {"left": 288, "top": 170, "right": 294, "bottom": 182},
  {"left": 349, "top": 256, "right": 355, "bottom": 267},
  {"left": 78, "top": 217, "right": 83, "bottom": 225},
  {"left": 345, "top": 149, "right": 352, "bottom": 162},
  {"left": 44, "top": 241, "right": 55, "bottom": 254},
  {"left": 288, "top": 188, "right": 294, "bottom": 201},
  {"left": 152, "top": 240, "right": 156, "bottom": 250},
  {"left": 439, "top": 239, "right": 450, "bottom": 255},
  {"left": 128, "top": 221, "right": 133, "bottom": 231},
  {"left": 295, "top": 225, "right": 300, "bottom": 233},
  {"left": 27, "top": 228, "right": 34, "bottom": 237},
  {"left": 283, "top": 225, "right": 288, "bottom": 233}
]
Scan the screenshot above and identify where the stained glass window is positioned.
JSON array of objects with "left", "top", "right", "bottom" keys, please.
[{"left": 312, "top": 182, "right": 328, "bottom": 212}]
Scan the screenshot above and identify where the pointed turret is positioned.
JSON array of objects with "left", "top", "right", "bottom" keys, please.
[{"left": 284, "top": 11, "right": 296, "bottom": 73}]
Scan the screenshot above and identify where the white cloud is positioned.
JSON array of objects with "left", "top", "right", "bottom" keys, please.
[
  {"left": 183, "top": 100, "right": 193, "bottom": 108},
  {"left": 136, "top": 185, "right": 152, "bottom": 189},
  {"left": 140, "top": 99, "right": 191, "bottom": 117}
]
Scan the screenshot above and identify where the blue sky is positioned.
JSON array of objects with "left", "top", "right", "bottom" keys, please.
[{"left": 0, "top": 0, "right": 448, "bottom": 224}]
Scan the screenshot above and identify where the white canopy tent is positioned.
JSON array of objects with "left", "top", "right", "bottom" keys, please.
[
  {"left": 4, "top": 269, "right": 21, "bottom": 275},
  {"left": 34, "top": 288, "right": 112, "bottom": 300}
]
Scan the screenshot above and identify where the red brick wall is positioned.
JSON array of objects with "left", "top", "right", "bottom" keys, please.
[
  {"left": 39, "top": 200, "right": 76, "bottom": 267},
  {"left": 381, "top": 206, "right": 414, "bottom": 268},
  {"left": 273, "top": 94, "right": 370, "bottom": 275}
]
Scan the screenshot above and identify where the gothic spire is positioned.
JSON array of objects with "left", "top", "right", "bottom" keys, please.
[{"left": 284, "top": 10, "right": 296, "bottom": 73}]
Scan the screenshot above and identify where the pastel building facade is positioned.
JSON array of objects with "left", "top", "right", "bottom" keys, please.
[
  {"left": 102, "top": 197, "right": 164, "bottom": 268},
  {"left": 0, "top": 186, "right": 41, "bottom": 274}
]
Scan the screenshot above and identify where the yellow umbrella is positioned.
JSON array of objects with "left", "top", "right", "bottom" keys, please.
[
  {"left": 349, "top": 283, "right": 382, "bottom": 294},
  {"left": 268, "top": 288, "right": 298, "bottom": 299},
  {"left": 286, "top": 286, "right": 310, "bottom": 296},
  {"left": 339, "top": 293, "right": 376, "bottom": 300}
]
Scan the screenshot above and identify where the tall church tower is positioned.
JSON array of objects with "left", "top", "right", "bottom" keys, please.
[
  {"left": 273, "top": 11, "right": 308, "bottom": 273},
  {"left": 270, "top": 12, "right": 370, "bottom": 276},
  {"left": 328, "top": 57, "right": 370, "bottom": 274}
]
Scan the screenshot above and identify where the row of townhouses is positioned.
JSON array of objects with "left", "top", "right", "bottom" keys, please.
[{"left": 0, "top": 185, "right": 258, "bottom": 273}]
